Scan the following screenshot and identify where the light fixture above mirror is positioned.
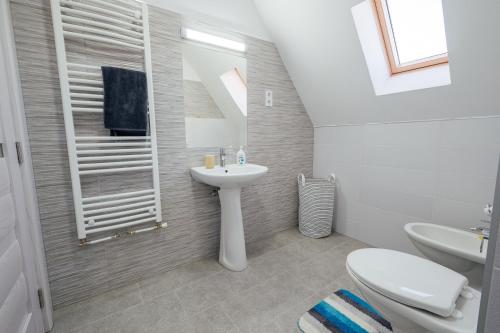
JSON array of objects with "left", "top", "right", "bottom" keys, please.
[{"left": 181, "top": 28, "right": 246, "bottom": 53}]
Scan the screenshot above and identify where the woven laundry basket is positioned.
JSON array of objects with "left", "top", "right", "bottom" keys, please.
[{"left": 297, "top": 173, "right": 336, "bottom": 238}]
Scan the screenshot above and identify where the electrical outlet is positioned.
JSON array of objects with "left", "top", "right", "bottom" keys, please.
[{"left": 265, "top": 90, "right": 273, "bottom": 107}]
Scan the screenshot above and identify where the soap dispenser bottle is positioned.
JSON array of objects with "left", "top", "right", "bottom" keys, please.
[{"left": 236, "top": 146, "right": 246, "bottom": 165}]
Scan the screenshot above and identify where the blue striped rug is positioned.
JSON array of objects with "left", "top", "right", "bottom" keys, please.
[{"left": 298, "top": 289, "right": 393, "bottom": 333}]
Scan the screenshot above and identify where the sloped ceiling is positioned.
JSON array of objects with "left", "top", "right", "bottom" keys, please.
[
  {"left": 253, "top": 0, "right": 500, "bottom": 126},
  {"left": 146, "top": 0, "right": 271, "bottom": 40}
]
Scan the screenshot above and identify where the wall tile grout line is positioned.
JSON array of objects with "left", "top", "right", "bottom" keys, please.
[{"left": 314, "top": 114, "right": 500, "bottom": 128}]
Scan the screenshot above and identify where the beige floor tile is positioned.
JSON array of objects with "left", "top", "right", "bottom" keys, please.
[
  {"left": 191, "top": 305, "right": 239, "bottom": 333},
  {"left": 52, "top": 228, "right": 369, "bottom": 333},
  {"left": 52, "top": 284, "right": 143, "bottom": 333}
]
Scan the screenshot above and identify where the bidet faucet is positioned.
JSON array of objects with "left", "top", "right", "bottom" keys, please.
[
  {"left": 469, "top": 226, "right": 490, "bottom": 253},
  {"left": 469, "top": 203, "right": 493, "bottom": 253},
  {"left": 469, "top": 226, "right": 490, "bottom": 238},
  {"left": 219, "top": 147, "right": 226, "bottom": 168}
]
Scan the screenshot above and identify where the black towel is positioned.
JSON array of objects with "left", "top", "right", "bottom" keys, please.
[{"left": 102, "top": 66, "right": 148, "bottom": 136}]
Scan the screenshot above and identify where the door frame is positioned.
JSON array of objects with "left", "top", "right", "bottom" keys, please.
[{"left": 0, "top": 0, "right": 53, "bottom": 330}]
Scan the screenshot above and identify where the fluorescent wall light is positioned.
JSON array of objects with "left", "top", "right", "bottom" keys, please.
[{"left": 182, "top": 28, "right": 246, "bottom": 52}]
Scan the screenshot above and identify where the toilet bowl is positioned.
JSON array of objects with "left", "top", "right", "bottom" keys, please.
[{"left": 346, "top": 249, "right": 480, "bottom": 333}]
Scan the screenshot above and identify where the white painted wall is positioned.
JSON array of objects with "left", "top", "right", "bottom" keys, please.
[
  {"left": 146, "top": 0, "right": 271, "bottom": 41},
  {"left": 254, "top": 0, "right": 500, "bottom": 252},
  {"left": 182, "top": 58, "right": 201, "bottom": 81},
  {"left": 253, "top": 0, "right": 500, "bottom": 125}
]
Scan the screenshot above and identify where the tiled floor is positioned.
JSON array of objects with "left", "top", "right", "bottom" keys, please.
[{"left": 51, "top": 228, "right": 369, "bottom": 333}]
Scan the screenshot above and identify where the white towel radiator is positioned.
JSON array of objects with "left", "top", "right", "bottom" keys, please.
[{"left": 50, "top": 0, "right": 165, "bottom": 245}]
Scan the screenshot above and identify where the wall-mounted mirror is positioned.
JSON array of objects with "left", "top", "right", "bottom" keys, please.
[{"left": 182, "top": 42, "right": 247, "bottom": 148}]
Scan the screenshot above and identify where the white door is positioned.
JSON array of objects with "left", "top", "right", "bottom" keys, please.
[
  {"left": 0, "top": 50, "right": 45, "bottom": 333},
  {"left": 0, "top": 117, "right": 43, "bottom": 333}
]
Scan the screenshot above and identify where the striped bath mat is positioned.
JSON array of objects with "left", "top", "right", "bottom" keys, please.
[{"left": 298, "top": 289, "right": 393, "bottom": 333}]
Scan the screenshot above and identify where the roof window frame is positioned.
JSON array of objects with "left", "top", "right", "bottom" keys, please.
[{"left": 373, "top": 0, "right": 449, "bottom": 75}]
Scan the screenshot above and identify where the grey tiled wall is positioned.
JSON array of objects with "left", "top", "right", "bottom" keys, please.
[{"left": 10, "top": 1, "right": 313, "bottom": 307}]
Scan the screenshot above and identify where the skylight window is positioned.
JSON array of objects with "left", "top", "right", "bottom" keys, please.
[
  {"left": 374, "top": 0, "right": 448, "bottom": 74},
  {"left": 220, "top": 68, "right": 247, "bottom": 116}
]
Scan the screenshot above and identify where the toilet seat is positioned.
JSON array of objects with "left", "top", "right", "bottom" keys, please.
[
  {"left": 347, "top": 248, "right": 468, "bottom": 317},
  {"left": 346, "top": 249, "right": 480, "bottom": 333}
]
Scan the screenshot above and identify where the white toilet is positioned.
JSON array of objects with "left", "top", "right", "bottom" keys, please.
[{"left": 346, "top": 248, "right": 481, "bottom": 333}]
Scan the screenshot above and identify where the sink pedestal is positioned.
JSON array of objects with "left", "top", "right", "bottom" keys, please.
[
  {"left": 190, "top": 164, "right": 268, "bottom": 271},
  {"left": 218, "top": 188, "right": 247, "bottom": 271}
]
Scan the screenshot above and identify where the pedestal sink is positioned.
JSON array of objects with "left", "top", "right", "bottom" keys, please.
[{"left": 191, "top": 164, "right": 268, "bottom": 271}]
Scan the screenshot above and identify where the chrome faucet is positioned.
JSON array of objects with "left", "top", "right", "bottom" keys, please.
[
  {"left": 219, "top": 147, "right": 226, "bottom": 168},
  {"left": 470, "top": 226, "right": 489, "bottom": 253},
  {"left": 469, "top": 203, "right": 493, "bottom": 253}
]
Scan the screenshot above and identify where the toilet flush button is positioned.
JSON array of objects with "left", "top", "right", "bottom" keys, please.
[{"left": 451, "top": 310, "right": 463, "bottom": 320}]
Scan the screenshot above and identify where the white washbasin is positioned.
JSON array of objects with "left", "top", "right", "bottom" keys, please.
[
  {"left": 190, "top": 163, "right": 268, "bottom": 271},
  {"left": 191, "top": 164, "right": 268, "bottom": 189},
  {"left": 404, "top": 223, "right": 487, "bottom": 273}
]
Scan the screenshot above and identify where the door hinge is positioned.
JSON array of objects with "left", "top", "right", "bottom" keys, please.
[
  {"left": 15, "top": 142, "right": 23, "bottom": 164},
  {"left": 0, "top": 143, "right": 4, "bottom": 158},
  {"left": 37, "top": 288, "right": 45, "bottom": 309}
]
